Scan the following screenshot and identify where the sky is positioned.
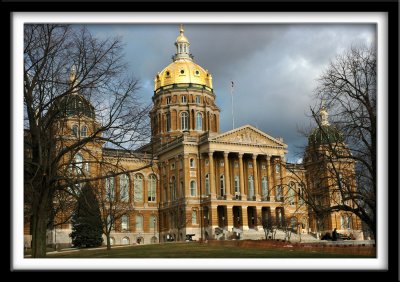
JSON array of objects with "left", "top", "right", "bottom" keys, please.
[{"left": 86, "top": 23, "right": 375, "bottom": 163}]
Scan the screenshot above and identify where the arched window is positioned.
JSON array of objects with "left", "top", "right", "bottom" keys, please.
[
  {"left": 196, "top": 112, "right": 202, "bottom": 130},
  {"left": 183, "top": 44, "right": 187, "bottom": 53},
  {"left": 171, "top": 176, "right": 176, "bottom": 200},
  {"left": 192, "top": 210, "right": 197, "bottom": 224},
  {"left": 120, "top": 174, "right": 129, "bottom": 202},
  {"left": 122, "top": 237, "right": 130, "bottom": 245},
  {"left": 135, "top": 214, "right": 143, "bottom": 231},
  {"left": 121, "top": 215, "right": 129, "bottom": 231},
  {"left": 74, "top": 153, "right": 83, "bottom": 174},
  {"left": 275, "top": 163, "right": 280, "bottom": 173},
  {"left": 341, "top": 215, "right": 352, "bottom": 230},
  {"left": 148, "top": 175, "right": 156, "bottom": 202},
  {"left": 166, "top": 113, "right": 171, "bottom": 132},
  {"left": 150, "top": 215, "right": 157, "bottom": 230},
  {"left": 181, "top": 112, "right": 188, "bottom": 130},
  {"left": 290, "top": 217, "right": 297, "bottom": 230},
  {"left": 105, "top": 173, "right": 115, "bottom": 200},
  {"left": 262, "top": 176, "right": 268, "bottom": 200},
  {"left": 288, "top": 182, "right": 296, "bottom": 205},
  {"left": 190, "top": 158, "right": 195, "bottom": 168},
  {"left": 234, "top": 175, "right": 240, "bottom": 194},
  {"left": 205, "top": 174, "right": 210, "bottom": 195},
  {"left": 276, "top": 185, "right": 283, "bottom": 202},
  {"left": 248, "top": 175, "right": 254, "bottom": 199},
  {"left": 220, "top": 175, "right": 225, "bottom": 197},
  {"left": 80, "top": 125, "right": 88, "bottom": 137},
  {"left": 72, "top": 125, "right": 78, "bottom": 137},
  {"left": 110, "top": 237, "right": 115, "bottom": 245},
  {"left": 298, "top": 184, "right": 305, "bottom": 204},
  {"left": 190, "top": 180, "right": 197, "bottom": 197},
  {"left": 134, "top": 174, "right": 143, "bottom": 202}
]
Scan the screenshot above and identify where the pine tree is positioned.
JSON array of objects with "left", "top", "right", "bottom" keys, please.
[{"left": 70, "top": 184, "right": 103, "bottom": 248}]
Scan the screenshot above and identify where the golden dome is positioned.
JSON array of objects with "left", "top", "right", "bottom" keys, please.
[
  {"left": 154, "top": 25, "right": 213, "bottom": 91},
  {"left": 154, "top": 58, "right": 213, "bottom": 91}
]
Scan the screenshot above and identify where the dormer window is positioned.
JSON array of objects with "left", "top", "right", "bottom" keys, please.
[
  {"left": 165, "top": 70, "right": 171, "bottom": 77},
  {"left": 180, "top": 69, "right": 185, "bottom": 75}
]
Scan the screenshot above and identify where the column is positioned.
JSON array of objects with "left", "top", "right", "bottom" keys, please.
[
  {"left": 280, "top": 155, "right": 285, "bottom": 191},
  {"left": 266, "top": 156, "right": 273, "bottom": 201},
  {"left": 176, "top": 156, "right": 180, "bottom": 198},
  {"left": 208, "top": 152, "right": 216, "bottom": 199},
  {"left": 165, "top": 161, "right": 170, "bottom": 203},
  {"left": 223, "top": 152, "right": 231, "bottom": 199},
  {"left": 238, "top": 153, "right": 246, "bottom": 200},
  {"left": 241, "top": 206, "right": 249, "bottom": 231},
  {"left": 255, "top": 206, "right": 263, "bottom": 232},
  {"left": 252, "top": 154, "right": 260, "bottom": 201},
  {"left": 198, "top": 155, "right": 203, "bottom": 197},
  {"left": 226, "top": 206, "right": 233, "bottom": 230},
  {"left": 183, "top": 154, "right": 189, "bottom": 198}
]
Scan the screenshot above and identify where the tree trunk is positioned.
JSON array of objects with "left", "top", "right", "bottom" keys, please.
[
  {"left": 106, "top": 234, "right": 111, "bottom": 250},
  {"left": 31, "top": 204, "right": 49, "bottom": 258}
]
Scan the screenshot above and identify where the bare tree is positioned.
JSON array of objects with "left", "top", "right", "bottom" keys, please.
[
  {"left": 284, "top": 45, "right": 376, "bottom": 241},
  {"left": 24, "top": 24, "right": 151, "bottom": 257}
]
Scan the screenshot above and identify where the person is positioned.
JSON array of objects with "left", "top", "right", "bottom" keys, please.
[{"left": 332, "top": 228, "right": 338, "bottom": 241}]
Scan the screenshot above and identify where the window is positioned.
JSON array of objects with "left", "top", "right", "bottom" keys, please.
[
  {"left": 170, "top": 162, "right": 175, "bottom": 170},
  {"left": 135, "top": 215, "right": 143, "bottom": 231},
  {"left": 219, "top": 160, "right": 224, "bottom": 167},
  {"left": 220, "top": 175, "right": 225, "bottom": 197},
  {"left": 190, "top": 158, "right": 195, "bottom": 168},
  {"left": 165, "top": 71, "right": 170, "bottom": 77},
  {"left": 288, "top": 182, "right": 296, "bottom": 205},
  {"left": 122, "top": 237, "right": 130, "bottom": 245},
  {"left": 275, "top": 163, "right": 280, "bottom": 173},
  {"left": 180, "top": 159, "right": 183, "bottom": 169},
  {"left": 134, "top": 174, "right": 143, "bottom": 202},
  {"left": 298, "top": 184, "right": 305, "bottom": 204},
  {"left": 181, "top": 112, "right": 188, "bottom": 130},
  {"left": 262, "top": 164, "right": 266, "bottom": 169},
  {"left": 195, "top": 96, "right": 201, "bottom": 104},
  {"left": 148, "top": 175, "right": 156, "bottom": 202},
  {"left": 205, "top": 174, "right": 210, "bottom": 195},
  {"left": 276, "top": 185, "right": 283, "bottom": 202},
  {"left": 171, "top": 177, "right": 176, "bottom": 200},
  {"left": 248, "top": 176, "right": 254, "bottom": 199},
  {"left": 72, "top": 125, "right": 78, "bottom": 137},
  {"left": 196, "top": 112, "right": 202, "bottom": 130},
  {"left": 190, "top": 180, "right": 197, "bottom": 197},
  {"left": 262, "top": 176, "right": 268, "bottom": 199},
  {"left": 105, "top": 173, "right": 115, "bottom": 200},
  {"left": 180, "top": 181, "right": 183, "bottom": 198},
  {"left": 341, "top": 215, "right": 352, "bottom": 230},
  {"left": 84, "top": 162, "right": 90, "bottom": 174},
  {"left": 181, "top": 95, "right": 187, "bottom": 104},
  {"left": 163, "top": 185, "right": 167, "bottom": 203},
  {"left": 180, "top": 69, "right": 185, "bottom": 74},
  {"left": 248, "top": 162, "right": 253, "bottom": 168},
  {"left": 234, "top": 176, "right": 240, "bottom": 193},
  {"left": 205, "top": 159, "right": 209, "bottom": 166},
  {"left": 192, "top": 210, "right": 197, "bottom": 224},
  {"left": 166, "top": 113, "right": 171, "bottom": 132},
  {"left": 80, "top": 125, "right": 87, "bottom": 137},
  {"left": 74, "top": 153, "right": 83, "bottom": 174},
  {"left": 166, "top": 97, "right": 171, "bottom": 104},
  {"left": 150, "top": 215, "right": 156, "bottom": 230},
  {"left": 121, "top": 215, "right": 129, "bottom": 231},
  {"left": 120, "top": 174, "right": 129, "bottom": 202},
  {"left": 183, "top": 45, "right": 187, "bottom": 53},
  {"left": 234, "top": 161, "right": 239, "bottom": 168}
]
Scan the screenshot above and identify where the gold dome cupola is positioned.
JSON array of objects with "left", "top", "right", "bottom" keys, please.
[{"left": 154, "top": 25, "right": 213, "bottom": 92}]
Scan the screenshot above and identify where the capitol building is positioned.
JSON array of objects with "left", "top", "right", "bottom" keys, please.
[{"left": 25, "top": 26, "right": 364, "bottom": 247}]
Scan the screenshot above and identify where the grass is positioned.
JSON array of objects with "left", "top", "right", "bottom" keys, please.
[{"left": 44, "top": 242, "right": 374, "bottom": 258}]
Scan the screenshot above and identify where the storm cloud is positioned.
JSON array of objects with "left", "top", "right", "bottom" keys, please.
[{"left": 87, "top": 23, "right": 375, "bottom": 163}]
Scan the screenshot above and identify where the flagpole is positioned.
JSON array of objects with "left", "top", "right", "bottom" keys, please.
[{"left": 231, "top": 81, "right": 235, "bottom": 130}]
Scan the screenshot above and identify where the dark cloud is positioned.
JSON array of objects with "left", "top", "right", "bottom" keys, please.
[{"left": 87, "top": 23, "right": 375, "bottom": 163}]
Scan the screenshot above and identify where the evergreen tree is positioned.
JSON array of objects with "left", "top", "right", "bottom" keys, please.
[{"left": 70, "top": 184, "right": 103, "bottom": 248}]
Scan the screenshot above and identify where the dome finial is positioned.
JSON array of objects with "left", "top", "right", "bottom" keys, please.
[
  {"left": 320, "top": 99, "right": 330, "bottom": 126},
  {"left": 180, "top": 24, "right": 184, "bottom": 35},
  {"left": 69, "top": 65, "right": 77, "bottom": 84},
  {"left": 174, "top": 24, "right": 191, "bottom": 61}
]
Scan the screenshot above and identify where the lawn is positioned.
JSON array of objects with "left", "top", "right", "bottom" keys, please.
[{"left": 45, "top": 242, "right": 374, "bottom": 258}]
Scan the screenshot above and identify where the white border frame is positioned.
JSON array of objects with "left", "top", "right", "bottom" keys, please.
[{"left": 12, "top": 12, "right": 387, "bottom": 270}]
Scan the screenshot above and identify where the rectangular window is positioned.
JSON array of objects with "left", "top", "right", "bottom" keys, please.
[{"left": 248, "top": 162, "right": 253, "bottom": 168}]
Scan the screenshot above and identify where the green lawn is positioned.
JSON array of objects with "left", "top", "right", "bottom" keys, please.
[{"left": 44, "top": 242, "right": 373, "bottom": 258}]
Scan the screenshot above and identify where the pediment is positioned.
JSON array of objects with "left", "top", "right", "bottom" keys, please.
[{"left": 210, "top": 125, "right": 286, "bottom": 147}]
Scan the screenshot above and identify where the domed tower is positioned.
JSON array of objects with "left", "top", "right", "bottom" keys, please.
[
  {"left": 150, "top": 25, "right": 220, "bottom": 143},
  {"left": 304, "top": 104, "right": 362, "bottom": 239}
]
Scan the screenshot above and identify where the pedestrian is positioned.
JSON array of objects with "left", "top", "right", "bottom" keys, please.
[{"left": 332, "top": 228, "right": 338, "bottom": 241}]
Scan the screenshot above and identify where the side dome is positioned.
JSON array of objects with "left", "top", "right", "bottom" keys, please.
[
  {"left": 54, "top": 93, "right": 95, "bottom": 119},
  {"left": 308, "top": 125, "right": 343, "bottom": 146}
]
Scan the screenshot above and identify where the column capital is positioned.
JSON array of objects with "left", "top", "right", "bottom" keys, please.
[
  {"left": 252, "top": 154, "right": 258, "bottom": 160},
  {"left": 265, "top": 155, "right": 271, "bottom": 161},
  {"left": 223, "top": 152, "right": 229, "bottom": 158},
  {"left": 208, "top": 151, "right": 214, "bottom": 157},
  {"left": 238, "top": 153, "right": 244, "bottom": 158}
]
